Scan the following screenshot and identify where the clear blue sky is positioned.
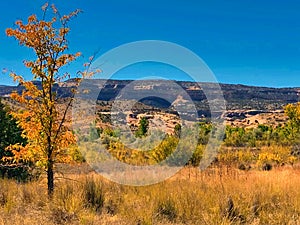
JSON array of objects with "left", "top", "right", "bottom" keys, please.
[{"left": 0, "top": 0, "right": 300, "bottom": 87}]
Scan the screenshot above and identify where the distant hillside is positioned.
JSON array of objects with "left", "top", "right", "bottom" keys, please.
[
  {"left": 1, "top": 79, "right": 299, "bottom": 111},
  {"left": 1, "top": 79, "right": 299, "bottom": 129}
]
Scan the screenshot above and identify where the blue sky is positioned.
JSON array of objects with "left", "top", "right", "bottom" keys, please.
[{"left": 0, "top": 0, "right": 300, "bottom": 87}]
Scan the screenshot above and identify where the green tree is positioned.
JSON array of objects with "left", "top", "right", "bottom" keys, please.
[
  {"left": 89, "top": 122, "right": 100, "bottom": 141},
  {"left": 284, "top": 103, "right": 300, "bottom": 144},
  {"left": 136, "top": 117, "right": 149, "bottom": 137},
  {"left": 224, "top": 126, "right": 246, "bottom": 147},
  {"left": 0, "top": 99, "right": 26, "bottom": 160},
  {"left": 174, "top": 123, "right": 181, "bottom": 137},
  {"left": 198, "top": 122, "right": 212, "bottom": 145},
  {"left": 0, "top": 99, "right": 31, "bottom": 181}
]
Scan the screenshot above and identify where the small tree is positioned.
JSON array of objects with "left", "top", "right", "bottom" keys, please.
[
  {"left": 0, "top": 99, "right": 26, "bottom": 160},
  {"left": 5, "top": 4, "right": 96, "bottom": 197},
  {"left": 284, "top": 103, "right": 300, "bottom": 144},
  {"left": 0, "top": 99, "right": 31, "bottom": 181},
  {"left": 135, "top": 117, "right": 149, "bottom": 137},
  {"left": 174, "top": 123, "right": 181, "bottom": 138}
]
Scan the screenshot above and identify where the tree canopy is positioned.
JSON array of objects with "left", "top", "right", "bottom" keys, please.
[
  {"left": 0, "top": 99, "right": 26, "bottom": 160},
  {"left": 5, "top": 3, "right": 96, "bottom": 196}
]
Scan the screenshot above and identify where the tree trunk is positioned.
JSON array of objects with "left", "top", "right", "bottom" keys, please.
[{"left": 47, "top": 160, "right": 54, "bottom": 198}]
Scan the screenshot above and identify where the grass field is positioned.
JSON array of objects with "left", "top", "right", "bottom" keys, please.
[{"left": 1, "top": 165, "right": 300, "bottom": 225}]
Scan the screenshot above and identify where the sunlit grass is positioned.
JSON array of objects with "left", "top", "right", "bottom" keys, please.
[{"left": 1, "top": 166, "right": 300, "bottom": 224}]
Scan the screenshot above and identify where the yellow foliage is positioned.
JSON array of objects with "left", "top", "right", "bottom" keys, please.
[
  {"left": 257, "top": 146, "right": 295, "bottom": 166},
  {"left": 4, "top": 4, "right": 100, "bottom": 195}
]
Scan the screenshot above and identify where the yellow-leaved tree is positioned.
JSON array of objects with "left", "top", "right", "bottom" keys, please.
[
  {"left": 5, "top": 3, "right": 96, "bottom": 197},
  {"left": 284, "top": 103, "right": 300, "bottom": 143}
]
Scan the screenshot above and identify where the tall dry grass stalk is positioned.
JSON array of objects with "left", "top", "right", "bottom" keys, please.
[{"left": 1, "top": 166, "right": 300, "bottom": 224}]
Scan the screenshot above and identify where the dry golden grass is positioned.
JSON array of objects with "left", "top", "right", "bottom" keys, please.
[{"left": 1, "top": 166, "right": 300, "bottom": 224}]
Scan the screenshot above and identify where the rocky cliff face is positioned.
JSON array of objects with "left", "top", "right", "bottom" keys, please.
[
  {"left": 1, "top": 79, "right": 299, "bottom": 109},
  {"left": 1, "top": 79, "right": 299, "bottom": 128}
]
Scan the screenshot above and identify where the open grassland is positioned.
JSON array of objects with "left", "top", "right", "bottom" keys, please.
[{"left": 1, "top": 166, "right": 300, "bottom": 225}]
